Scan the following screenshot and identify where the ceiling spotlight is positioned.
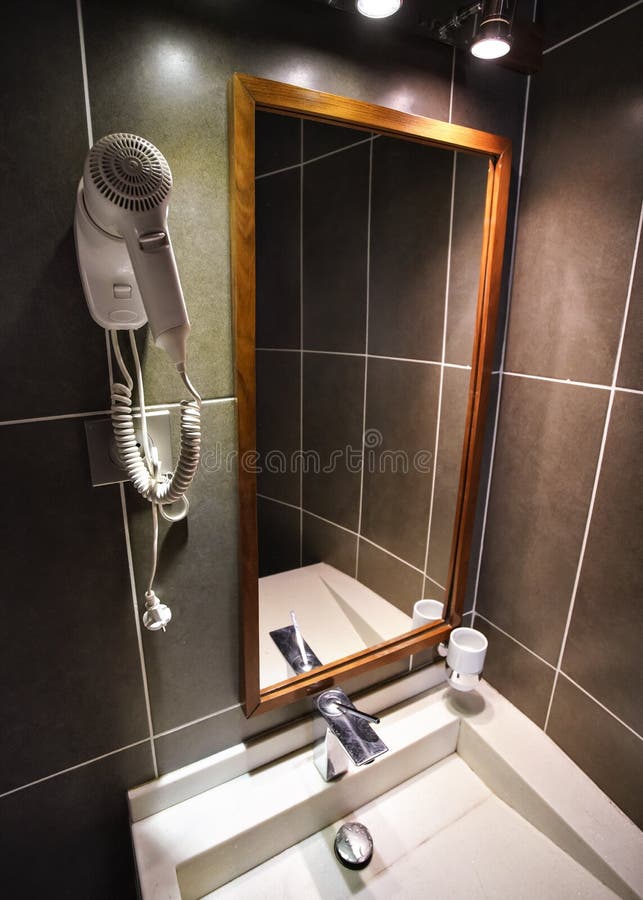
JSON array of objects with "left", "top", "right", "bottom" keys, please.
[
  {"left": 356, "top": 0, "right": 402, "bottom": 19},
  {"left": 471, "top": 0, "right": 512, "bottom": 59}
]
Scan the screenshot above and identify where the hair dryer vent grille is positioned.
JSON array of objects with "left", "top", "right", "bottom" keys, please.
[{"left": 88, "top": 133, "right": 172, "bottom": 213}]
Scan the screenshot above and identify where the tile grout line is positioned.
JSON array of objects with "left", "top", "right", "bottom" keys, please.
[
  {"left": 448, "top": 46, "right": 456, "bottom": 124},
  {"left": 354, "top": 137, "right": 374, "bottom": 579},
  {"left": 255, "top": 135, "right": 376, "bottom": 180},
  {"left": 76, "top": 0, "right": 158, "bottom": 780},
  {"left": 299, "top": 119, "right": 304, "bottom": 568},
  {"left": 258, "top": 494, "right": 446, "bottom": 590},
  {"left": 471, "top": 68, "right": 533, "bottom": 628},
  {"left": 469, "top": 615, "right": 643, "bottom": 743},
  {"left": 119, "top": 484, "right": 159, "bottom": 778},
  {"left": 257, "top": 492, "right": 300, "bottom": 513},
  {"left": 544, "top": 199, "right": 643, "bottom": 732},
  {"left": 475, "top": 612, "right": 556, "bottom": 671},
  {"left": 543, "top": 0, "right": 643, "bottom": 55},
  {"left": 503, "top": 371, "right": 611, "bottom": 391},
  {"left": 75, "top": 0, "right": 93, "bottom": 147},
  {"left": 0, "top": 738, "right": 151, "bottom": 801},
  {"left": 77, "top": 0, "right": 159, "bottom": 778},
  {"left": 558, "top": 672, "right": 643, "bottom": 743},
  {"left": 426, "top": 573, "right": 446, "bottom": 591},
  {"left": 153, "top": 702, "right": 242, "bottom": 740},
  {"left": 421, "top": 150, "right": 457, "bottom": 601},
  {"left": 0, "top": 698, "right": 245, "bottom": 799},
  {"left": 0, "top": 396, "right": 237, "bottom": 429},
  {"left": 76, "top": 0, "right": 112, "bottom": 396},
  {"left": 0, "top": 409, "right": 112, "bottom": 428},
  {"left": 256, "top": 347, "right": 471, "bottom": 370}
]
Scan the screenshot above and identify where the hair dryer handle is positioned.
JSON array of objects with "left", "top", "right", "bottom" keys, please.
[{"left": 123, "top": 226, "right": 191, "bottom": 365}]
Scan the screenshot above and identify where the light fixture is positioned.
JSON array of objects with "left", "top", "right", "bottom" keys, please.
[
  {"left": 356, "top": 0, "right": 402, "bottom": 19},
  {"left": 471, "top": 0, "right": 512, "bottom": 59}
]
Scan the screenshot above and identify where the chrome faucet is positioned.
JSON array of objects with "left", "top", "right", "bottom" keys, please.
[{"left": 313, "top": 687, "right": 388, "bottom": 781}]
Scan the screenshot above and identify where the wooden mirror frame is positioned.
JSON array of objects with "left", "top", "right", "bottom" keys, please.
[{"left": 230, "top": 73, "right": 511, "bottom": 717}]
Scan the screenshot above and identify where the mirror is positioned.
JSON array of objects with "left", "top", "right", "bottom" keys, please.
[{"left": 230, "top": 74, "right": 511, "bottom": 715}]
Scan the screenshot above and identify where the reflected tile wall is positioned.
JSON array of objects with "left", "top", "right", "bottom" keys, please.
[
  {"left": 255, "top": 115, "right": 483, "bottom": 623},
  {"left": 368, "top": 139, "right": 451, "bottom": 361}
]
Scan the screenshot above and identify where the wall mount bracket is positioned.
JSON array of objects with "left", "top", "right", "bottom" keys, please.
[{"left": 84, "top": 409, "right": 173, "bottom": 487}]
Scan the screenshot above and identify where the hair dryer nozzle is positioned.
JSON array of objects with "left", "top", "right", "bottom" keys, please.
[{"left": 156, "top": 324, "right": 191, "bottom": 367}]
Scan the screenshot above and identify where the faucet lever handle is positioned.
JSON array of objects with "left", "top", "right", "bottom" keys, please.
[{"left": 335, "top": 702, "right": 380, "bottom": 725}]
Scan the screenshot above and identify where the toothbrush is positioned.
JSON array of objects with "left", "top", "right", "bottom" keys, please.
[{"left": 290, "top": 610, "right": 311, "bottom": 671}]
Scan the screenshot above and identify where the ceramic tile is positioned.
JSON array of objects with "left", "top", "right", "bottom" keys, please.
[
  {"left": 361, "top": 358, "right": 440, "bottom": 569},
  {"left": 616, "top": 244, "right": 643, "bottom": 392},
  {"left": 0, "top": 0, "right": 108, "bottom": 421},
  {"left": 446, "top": 153, "right": 489, "bottom": 366},
  {"left": 561, "top": 392, "right": 643, "bottom": 735},
  {"left": 505, "top": 7, "right": 643, "bottom": 383},
  {"left": 256, "top": 350, "right": 300, "bottom": 505},
  {"left": 0, "top": 743, "right": 154, "bottom": 899},
  {"left": 127, "top": 401, "right": 240, "bottom": 734},
  {"left": 357, "top": 540, "right": 423, "bottom": 618},
  {"left": 0, "top": 418, "right": 149, "bottom": 795},
  {"left": 426, "top": 367, "right": 470, "bottom": 586},
  {"left": 302, "top": 512, "right": 358, "bottom": 578},
  {"left": 547, "top": 675, "right": 643, "bottom": 829},
  {"left": 368, "top": 138, "right": 451, "bottom": 362},
  {"left": 255, "top": 168, "right": 301, "bottom": 350},
  {"left": 473, "top": 617, "right": 556, "bottom": 727},
  {"left": 302, "top": 141, "right": 370, "bottom": 353},
  {"left": 541, "top": 0, "right": 634, "bottom": 48},
  {"left": 257, "top": 495, "right": 301, "bottom": 578},
  {"left": 255, "top": 110, "right": 300, "bottom": 175},
  {"left": 154, "top": 699, "right": 310, "bottom": 775},
  {"left": 476, "top": 377, "right": 608, "bottom": 663},
  {"left": 302, "top": 353, "right": 364, "bottom": 531},
  {"left": 463, "top": 374, "right": 500, "bottom": 613}
]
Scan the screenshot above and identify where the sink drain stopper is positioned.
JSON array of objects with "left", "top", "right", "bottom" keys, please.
[{"left": 334, "top": 822, "right": 374, "bottom": 870}]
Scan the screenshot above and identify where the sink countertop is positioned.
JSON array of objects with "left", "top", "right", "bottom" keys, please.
[{"left": 131, "top": 678, "right": 643, "bottom": 900}]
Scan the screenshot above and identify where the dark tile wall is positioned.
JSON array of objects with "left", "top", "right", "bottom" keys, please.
[
  {"left": 303, "top": 140, "right": 371, "bottom": 353},
  {"left": 473, "top": 1, "right": 643, "bottom": 827},
  {"left": 1, "top": 0, "right": 528, "bottom": 895},
  {"left": 256, "top": 112, "right": 488, "bottom": 615}
]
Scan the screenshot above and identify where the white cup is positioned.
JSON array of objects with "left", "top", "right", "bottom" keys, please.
[
  {"left": 412, "top": 599, "right": 444, "bottom": 629},
  {"left": 445, "top": 627, "right": 488, "bottom": 691}
]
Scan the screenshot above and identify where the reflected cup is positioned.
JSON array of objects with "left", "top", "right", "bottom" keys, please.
[{"left": 412, "top": 599, "right": 444, "bottom": 629}]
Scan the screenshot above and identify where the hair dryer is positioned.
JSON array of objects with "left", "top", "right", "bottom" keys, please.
[
  {"left": 74, "top": 132, "right": 190, "bottom": 366},
  {"left": 75, "top": 133, "right": 202, "bottom": 632}
]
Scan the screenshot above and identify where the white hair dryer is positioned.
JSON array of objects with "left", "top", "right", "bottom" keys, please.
[
  {"left": 74, "top": 132, "right": 190, "bottom": 365},
  {"left": 75, "top": 133, "right": 202, "bottom": 632}
]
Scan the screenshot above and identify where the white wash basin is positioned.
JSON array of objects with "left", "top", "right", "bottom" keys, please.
[{"left": 130, "top": 672, "right": 643, "bottom": 900}]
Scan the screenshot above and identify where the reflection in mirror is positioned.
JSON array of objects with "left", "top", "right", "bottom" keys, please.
[{"left": 254, "top": 110, "right": 489, "bottom": 690}]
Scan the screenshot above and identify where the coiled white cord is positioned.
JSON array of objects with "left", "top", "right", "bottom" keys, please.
[
  {"left": 109, "top": 329, "right": 202, "bottom": 631},
  {"left": 110, "top": 330, "right": 202, "bottom": 506}
]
